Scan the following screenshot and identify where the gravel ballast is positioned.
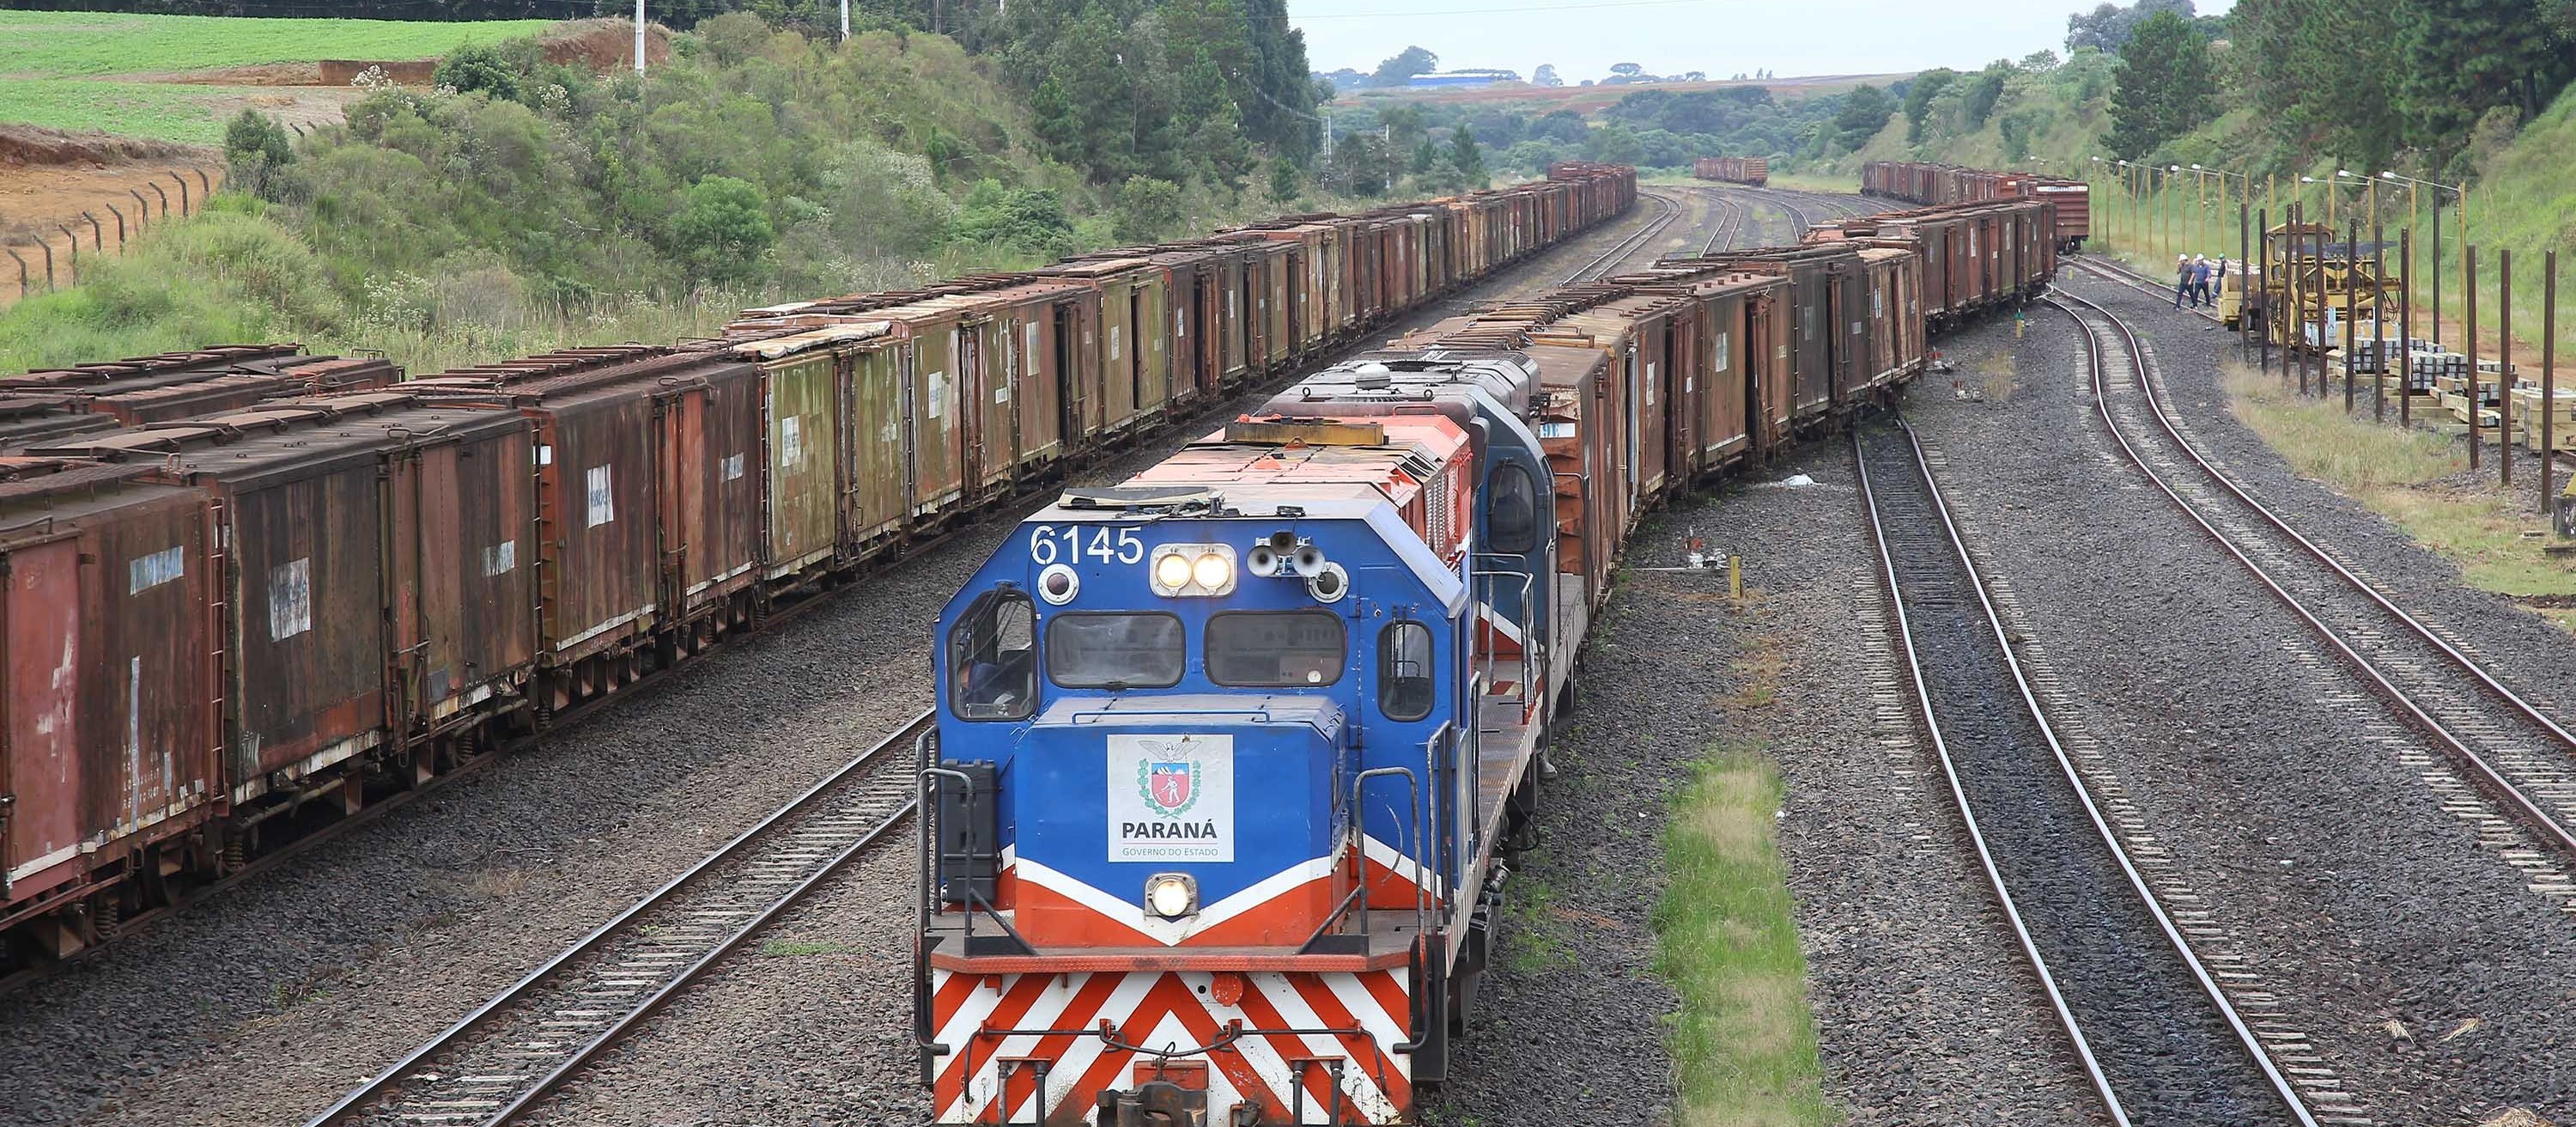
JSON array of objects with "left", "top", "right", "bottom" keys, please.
[
  {"left": 0, "top": 203, "right": 1685, "bottom": 1127},
  {"left": 1905, "top": 286, "right": 2576, "bottom": 1124},
  {"left": 1426, "top": 435, "right": 2105, "bottom": 1127}
]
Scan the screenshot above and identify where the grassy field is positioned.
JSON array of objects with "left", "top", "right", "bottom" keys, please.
[
  {"left": 0, "top": 78, "right": 230, "bottom": 143},
  {"left": 0, "top": 11, "right": 554, "bottom": 77},
  {"left": 2221, "top": 363, "right": 2576, "bottom": 612}
]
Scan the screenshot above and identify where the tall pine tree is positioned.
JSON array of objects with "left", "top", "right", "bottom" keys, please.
[
  {"left": 2397, "top": 0, "right": 2573, "bottom": 157},
  {"left": 2104, "top": 9, "right": 2213, "bottom": 157}
]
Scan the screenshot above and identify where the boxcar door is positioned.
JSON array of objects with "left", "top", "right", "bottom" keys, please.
[
  {"left": 849, "top": 344, "right": 907, "bottom": 546},
  {"left": 2, "top": 536, "right": 83, "bottom": 898},
  {"left": 764, "top": 353, "right": 840, "bottom": 577}
]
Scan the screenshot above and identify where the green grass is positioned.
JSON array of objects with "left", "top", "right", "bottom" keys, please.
[
  {"left": 2223, "top": 364, "right": 2576, "bottom": 600},
  {"left": 0, "top": 77, "right": 240, "bottom": 144},
  {"left": 1652, "top": 737, "right": 1832, "bottom": 1127},
  {"left": 0, "top": 10, "right": 555, "bottom": 78}
]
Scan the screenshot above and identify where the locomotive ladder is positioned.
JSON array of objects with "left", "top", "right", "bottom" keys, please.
[{"left": 302, "top": 709, "right": 933, "bottom": 1127}]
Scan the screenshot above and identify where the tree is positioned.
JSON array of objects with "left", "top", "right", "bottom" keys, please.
[
  {"left": 1410, "top": 138, "right": 1441, "bottom": 176},
  {"left": 2105, "top": 9, "right": 2213, "bottom": 157},
  {"left": 434, "top": 41, "right": 523, "bottom": 101},
  {"left": 1830, "top": 83, "right": 1894, "bottom": 151},
  {"left": 1533, "top": 64, "right": 1562, "bottom": 87},
  {"left": 1371, "top": 46, "right": 1438, "bottom": 87},
  {"left": 1960, "top": 61, "right": 2012, "bottom": 129},
  {"left": 1901, "top": 68, "right": 1958, "bottom": 141},
  {"left": 670, "top": 175, "right": 775, "bottom": 283},
  {"left": 2065, "top": 0, "right": 2196, "bottom": 52},
  {"left": 1114, "top": 176, "right": 1184, "bottom": 244},
  {"left": 2397, "top": 0, "right": 2573, "bottom": 160},
  {"left": 223, "top": 108, "right": 296, "bottom": 201},
  {"left": 1268, "top": 156, "right": 1300, "bottom": 203},
  {"left": 1450, "top": 125, "right": 1487, "bottom": 187},
  {"left": 1608, "top": 63, "right": 1643, "bottom": 77}
]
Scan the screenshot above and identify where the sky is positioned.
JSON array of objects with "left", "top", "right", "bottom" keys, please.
[{"left": 1294, "top": 0, "right": 2234, "bottom": 85}]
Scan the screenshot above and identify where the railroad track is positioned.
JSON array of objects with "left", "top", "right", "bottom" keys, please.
[
  {"left": 2050, "top": 290, "right": 2576, "bottom": 866},
  {"left": 2069, "top": 254, "right": 2224, "bottom": 324},
  {"left": 1856, "top": 417, "right": 2317, "bottom": 1127},
  {"left": 1696, "top": 186, "right": 1746, "bottom": 254},
  {"left": 1563, "top": 190, "right": 1681, "bottom": 283},
  {"left": 301, "top": 710, "right": 934, "bottom": 1127}
]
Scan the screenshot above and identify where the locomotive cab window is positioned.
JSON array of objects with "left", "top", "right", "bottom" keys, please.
[
  {"left": 1206, "top": 611, "right": 1347, "bottom": 687},
  {"left": 1047, "top": 612, "right": 1185, "bottom": 689},
  {"left": 1486, "top": 465, "right": 1538, "bottom": 555},
  {"left": 1379, "top": 621, "right": 1436, "bottom": 722},
  {"left": 951, "top": 589, "right": 1037, "bottom": 721}
]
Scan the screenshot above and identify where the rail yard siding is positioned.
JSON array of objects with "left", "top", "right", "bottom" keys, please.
[{"left": 0, "top": 164, "right": 1639, "bottom": 965}]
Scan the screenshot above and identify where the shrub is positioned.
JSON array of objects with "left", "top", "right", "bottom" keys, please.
[
  {"left": 223, "top": 108, "right": 295, "bottom": 200},
  {"left": 669, "top": 176, "right": 776, "bottom": 283},
  {"left": 953, "top": 180, "right": 1076, "bottom": 259},
  {"left": 1113, "top": 176, "right": 1183, "bottom": 245},
  {"left": 435, "top": 41, "right": 523, "bottom": 102}
]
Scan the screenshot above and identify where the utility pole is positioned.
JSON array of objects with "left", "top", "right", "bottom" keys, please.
[{"left": 635, "top": 0, "right": 647, "bottom": 75}]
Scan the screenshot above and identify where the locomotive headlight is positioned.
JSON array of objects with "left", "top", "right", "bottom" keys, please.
[
  {"left": 1145, "top": 872, "right": 1199, "bottom": 919},
  {"left": 1192, "top": 551, "right": 1233, "bottom": 591},
  {"left": 1037, "top": 563, "right": 1080, "bottom": 605},
  {"left": 1149, "top": 544, "right": 1237, "bottom": 596}
]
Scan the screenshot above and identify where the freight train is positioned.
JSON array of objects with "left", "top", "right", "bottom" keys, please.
[
  {"left": 914, "top": 188, "right": 2058, "bottom": 1124},
  {"left": 1862, "top": 160, "right": 2091, "bottom": 252},
  {"left": 0, "top": 165, "right": 1637, "bottom": 972},
  {"left": 1691, "top": 155, "right": 1769, "bottom": 186}
]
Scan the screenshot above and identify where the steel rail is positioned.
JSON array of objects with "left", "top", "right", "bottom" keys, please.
[
  {"left": 2069, "top": 254, "right": 2223, "bottom": 324},
  {"left": 1564, "top": 190, "right": 1681, "bottom": 283},
  {"left": 2, "top": 194, "right": 1645, "bottom": 996},
  {"left": 301, "top": 708, "right": 937, "bottom": 1127},
  {"left": 2050, "top": 289, "right": 2576, "bottom": 860},
  {"left": 1696, "top": 187, "right": 1746, "bottom": 255},
  {"left": 1856, "top": 419, "right": 2318, "bottom": 1127}
]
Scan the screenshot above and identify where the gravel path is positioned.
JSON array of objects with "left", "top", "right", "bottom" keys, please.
[
  {"left": 1905, "top": 290, "right": 2576, "bottom": 1125},
  {"left": 1425, "top": 436, "right": 2105, "bottom": 1127},
  {"left": 0, "top": 201, "right": 1680, "bottom": 1127}
]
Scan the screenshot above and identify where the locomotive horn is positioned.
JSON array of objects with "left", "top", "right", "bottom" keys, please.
[
  {"left": 1247, "top": 544, "right": 1279, "bottom": 576},
  {"left": 1291, "top": 543, "right": 1328, "bottom": 578}
]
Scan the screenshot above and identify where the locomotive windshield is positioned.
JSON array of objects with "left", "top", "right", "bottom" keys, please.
[
  {"left": 950, "top": 589, "right": 1036, "bottom": 720},
  {"left": 1046, "top": 612, "right": 1186, "bottom": 689},
  {"left": 1206, "top": 611, "right": 1347, "bottom": 686}
]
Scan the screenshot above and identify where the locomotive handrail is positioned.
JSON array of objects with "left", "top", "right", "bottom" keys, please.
[
  {"left": 1468, "top": 565, "right": 1536, "bottom": 714},
  {"left": 1347, "top": 765, "right": 1425, "bottom": 941}
]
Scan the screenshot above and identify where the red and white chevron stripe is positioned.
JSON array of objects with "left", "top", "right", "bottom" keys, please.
[{"left": 929, "top": 967, "right": 1415, "bottom": 1124}]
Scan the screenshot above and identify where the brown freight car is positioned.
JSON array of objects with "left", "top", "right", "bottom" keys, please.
[
  {"left": 2, "top": 346, "right": 399, "bottom": 442},
  {"left": 0, "top": 460, "right": 218, "bottom": 958},
  {"left": 27, "top": 392, "right": 538, "bottom": 808},
  {"left": 0, "top": 162, "right": 1645, "bottom": 972},
  {"left": 1692, "top": 155, "right": 1770, "bottom": 186},
  {"left": 412, "top": 349, "right": 764, "bottom": 713}
]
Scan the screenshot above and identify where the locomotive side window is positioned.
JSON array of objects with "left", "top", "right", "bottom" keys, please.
[
  {"left": 1486, "top": 465, "right": 1538, "bottom": 554},
  {"left": 1378, "top": 621, "right": 1436, "bottom": 722},
  {"left": 951, "top": 589, "right": 1037, "bottom": 721},
  {"left": 1047, "top": 612, "right": 1185, "bottom": 689},
  {"left": 1206, "top": 611, "right": 1347, "bottom": 686}
]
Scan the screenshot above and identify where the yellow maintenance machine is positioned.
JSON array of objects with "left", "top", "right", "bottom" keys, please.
[{"left": 2256, "top": 222, "right": 2401, "bottom": 351}]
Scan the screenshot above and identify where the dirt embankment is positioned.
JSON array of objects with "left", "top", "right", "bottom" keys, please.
[{"left": 0, "top": 125, "right": 209, "bottom": 169}]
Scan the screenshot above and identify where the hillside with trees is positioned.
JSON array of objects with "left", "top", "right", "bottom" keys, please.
[{"left": 0, "top": 5, "right": 1334, "bottom": 372}]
